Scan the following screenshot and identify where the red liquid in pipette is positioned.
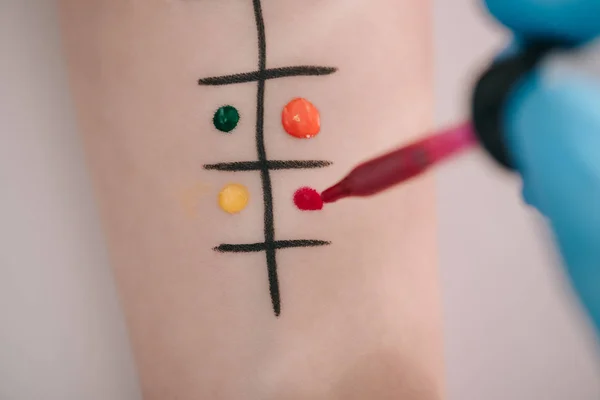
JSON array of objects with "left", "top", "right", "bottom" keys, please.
[{"left": 321, "top": 121, "right": 477, "bottom": 203}]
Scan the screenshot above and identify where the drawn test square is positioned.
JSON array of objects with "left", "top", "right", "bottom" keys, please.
[{"left": 197, "top": 0, "right": 337, "bottom": 316}]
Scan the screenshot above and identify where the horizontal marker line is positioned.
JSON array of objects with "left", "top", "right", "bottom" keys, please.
[
  {"left": 204, "top": 160, "right": 333, "bottom": 172},
  {"left": 199, "top": 65, "right": 338, "bottom": 86},
  {"left": 214, "top": 240, "right": 331, "bottom": 253}
]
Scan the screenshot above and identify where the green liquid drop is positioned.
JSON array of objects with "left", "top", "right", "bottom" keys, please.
[{"left": 213, "top": 105, "right": 240, "bottom": 133}]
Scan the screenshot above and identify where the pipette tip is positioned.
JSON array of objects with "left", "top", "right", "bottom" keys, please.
[{"left": 321, "top": 181, "right": 350, "bottom": 203}]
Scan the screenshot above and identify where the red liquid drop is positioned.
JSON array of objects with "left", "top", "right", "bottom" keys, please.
[{"left": 293, "top": 187, "right": 323, "bottom": 211}]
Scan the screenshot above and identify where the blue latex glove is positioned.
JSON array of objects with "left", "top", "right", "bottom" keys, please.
[{"left": 484, "top": 0, "right": 600, "bottom": 332}]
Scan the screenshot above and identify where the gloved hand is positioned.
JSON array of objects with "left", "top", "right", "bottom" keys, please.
[{"left": 484, "top": 0, "right": 600, "bottom": 332}]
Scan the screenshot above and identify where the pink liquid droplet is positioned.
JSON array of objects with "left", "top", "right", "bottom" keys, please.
[{"left": 293, "top": 187, "right": 323, "bottom": 211}]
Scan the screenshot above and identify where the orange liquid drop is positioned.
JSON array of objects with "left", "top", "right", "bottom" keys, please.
[{"left": 281, "top": 98, "right": 321, "bottom": 139}]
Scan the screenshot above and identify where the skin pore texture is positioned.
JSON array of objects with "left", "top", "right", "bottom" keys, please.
[{"left": 58, "top": 0, "right": 441, "bottom": 399}]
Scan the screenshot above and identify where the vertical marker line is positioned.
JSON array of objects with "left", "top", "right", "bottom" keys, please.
[{"left": 252, "top": 0, "right": 281, "bottom": 316}]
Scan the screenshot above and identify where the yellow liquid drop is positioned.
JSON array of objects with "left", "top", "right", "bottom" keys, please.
[{"left": 218, "top": 183, "right": 250, "bottom": 214}]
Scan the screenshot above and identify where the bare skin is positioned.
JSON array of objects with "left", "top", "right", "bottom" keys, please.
[{"left": 58, "top": 0, "right": 442, "bottom": 399}]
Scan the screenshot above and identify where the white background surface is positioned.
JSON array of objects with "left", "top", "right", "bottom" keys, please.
[{"left": 1, "top": 1, "right": 599, "bottom": 399}]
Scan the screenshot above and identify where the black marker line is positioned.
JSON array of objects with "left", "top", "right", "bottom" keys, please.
[
  {"left": 204, "top": 160, "right": 333, "bottom": 172},
  {"left": 201, "top": 0, "right": 338, "bottom": 316},
  {"left": 252, "top": 0, "right": 282, "bottom": 317},
  {"left": 214, "top": 240, "right": 331, "bottom": 253},
  {"left": 199, "top": 66, "right": 337, "bottom": 86}
]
